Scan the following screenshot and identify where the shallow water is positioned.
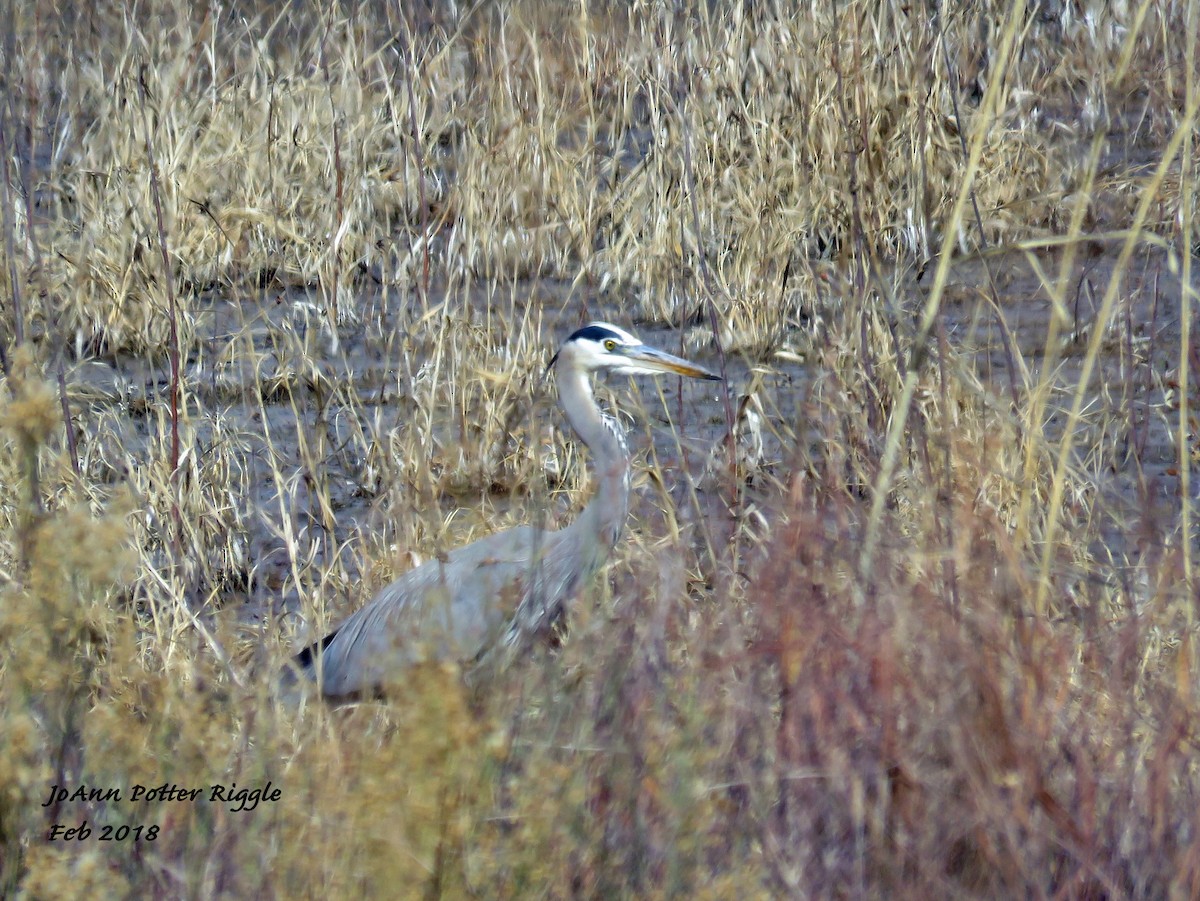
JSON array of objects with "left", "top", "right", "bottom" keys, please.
[{"left": 64, "top": 235, "right": 1195, "bottom": 628}]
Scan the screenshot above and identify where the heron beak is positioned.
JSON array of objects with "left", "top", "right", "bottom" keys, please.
[{"left": 624, "top": 345, "right": 721, "bottom": 380}]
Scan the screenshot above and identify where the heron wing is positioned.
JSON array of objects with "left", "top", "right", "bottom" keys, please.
[{"left": 305, "top": 524, "right": 552, "bottom": 697}]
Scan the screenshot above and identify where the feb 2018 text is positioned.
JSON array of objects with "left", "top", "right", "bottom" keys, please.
[{"left": 42, "top": 782, "right": 282, "bottom": 841}]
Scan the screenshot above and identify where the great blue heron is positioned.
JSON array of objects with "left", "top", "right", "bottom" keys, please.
[{"left": 283, "top": 322, "right": 719, "bottom": 700}]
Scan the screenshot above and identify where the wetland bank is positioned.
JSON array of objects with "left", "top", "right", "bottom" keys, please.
[{"left": 1, "top": 2, "right": 1198, "bottom": 897}]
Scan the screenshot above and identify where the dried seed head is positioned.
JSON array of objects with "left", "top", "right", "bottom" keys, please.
[{"left": 1, "top": 347, "right": 60, "bottom": 448}]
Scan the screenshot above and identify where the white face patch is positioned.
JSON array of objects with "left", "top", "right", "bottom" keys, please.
[
  {"left": 559, "top": 322, "right": 645, "bottom": 372},
  {"left": 555, "top": 320, "right": 716, "bottom": 381}
]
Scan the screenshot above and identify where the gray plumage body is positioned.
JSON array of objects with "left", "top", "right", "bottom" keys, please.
[{"left": 284, "top": 323, "right": 716, "bottom": 700}]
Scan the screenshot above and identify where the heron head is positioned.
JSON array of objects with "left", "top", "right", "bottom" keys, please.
[{"left": 550, "top": 322, "right": 720, "bottom": 381}]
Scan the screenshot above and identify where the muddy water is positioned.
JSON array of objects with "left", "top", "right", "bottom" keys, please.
[
  {"left": 68, "top": 278, "right": 810, "bottom": 618},
  {"left": 939, "top": 245, "right": 1193, "bottom": 498},
  {"left": 935, "top": 244, "right": 1197, "bottom": 590},
  {"left": 67, "top": 243, "right": 1194, "bottom": 621}
]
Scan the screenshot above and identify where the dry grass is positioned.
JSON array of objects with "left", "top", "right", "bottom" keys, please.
[{"left": 1, "top": 0, "right": 1197, "bottom": 897}]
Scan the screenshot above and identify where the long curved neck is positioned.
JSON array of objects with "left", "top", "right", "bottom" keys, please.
[{"left": 556, "top": 363, "right": 630, "bottom": 554}]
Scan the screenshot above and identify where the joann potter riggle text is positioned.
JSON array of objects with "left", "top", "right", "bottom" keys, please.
[{"left": 43, "top": 782, "right": 282, "bottom": 813}]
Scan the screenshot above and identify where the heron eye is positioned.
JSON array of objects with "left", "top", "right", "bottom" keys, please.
[{"left": 604, "top": 339, "right": 617, "bottom": 351}]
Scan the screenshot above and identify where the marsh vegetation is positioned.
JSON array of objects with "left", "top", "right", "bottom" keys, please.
[{"left": 1, "top": 1, "right": 1197, "bottom": 897}]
